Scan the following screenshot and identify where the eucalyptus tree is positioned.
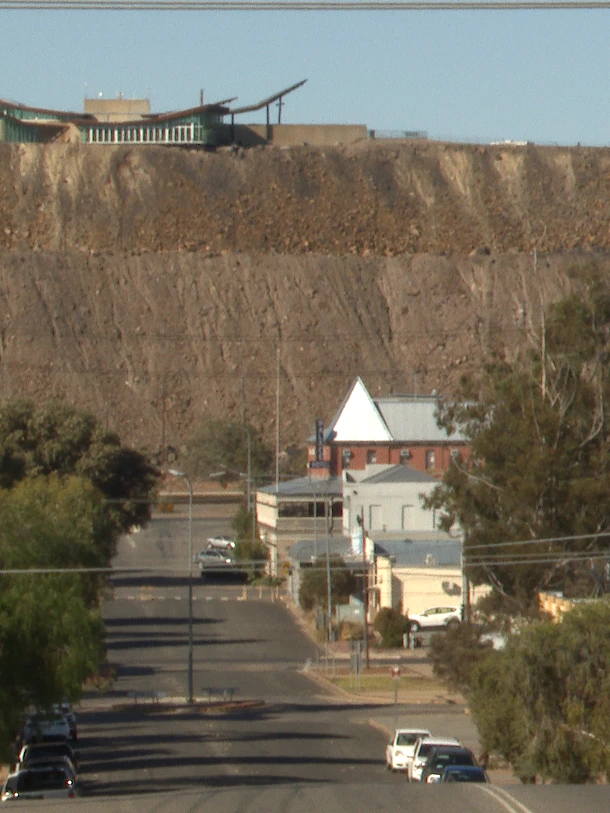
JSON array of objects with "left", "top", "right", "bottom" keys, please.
[{"left": 426, "top": 267, "right": 610, "bottom": 606}]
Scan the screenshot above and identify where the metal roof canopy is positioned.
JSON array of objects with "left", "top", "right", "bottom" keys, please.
[{"left": 229, "top": 79, "right": 307, "bottom": 125}]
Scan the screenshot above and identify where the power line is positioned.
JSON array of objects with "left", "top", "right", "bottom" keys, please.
[
  {"left": 466, "top": 531, "right": 610, "bottom": 552},
  {"left": 0, "top": 0, "right": 609, "bottom": 8}
]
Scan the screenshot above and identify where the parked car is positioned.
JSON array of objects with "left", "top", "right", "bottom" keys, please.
[
  {"left": 408, "top": 606, "right": 461, "bottom": 632},
  {"left": 2, "top": 765, "right": 79, "bottom": 801},
  {"left": 385, "top": 728, "right": 431, "bottom": 772},
  {"left": 198, "top": 547, "right": 239, "bottom": 577},
  {"left": 16, "top": 740, "right": 79, "bottom": 772},
  {"left": 22, "top": 710, "right": 70, "bottom": 744},
  {"left": 408, "top": 736, "right": 462, "bottom": 782},
  {"left": 54, "top": 702, "right": 77, "bottom": 741},
  {"left": 23, "top": 755, "right": 78, "bottom": 782},
  {"left": 441, "top": 764, "right": 490, "bottom": 783},
  {"left": 206, "top": 534, "right": 236, "bottom": 550},
  {"left": 420, "top": 745, "right": 477, "bottom": 783}
]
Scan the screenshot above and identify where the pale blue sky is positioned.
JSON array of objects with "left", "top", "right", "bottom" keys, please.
[{"left": 2, "top": 7, "right": 610, "bottom": 146}]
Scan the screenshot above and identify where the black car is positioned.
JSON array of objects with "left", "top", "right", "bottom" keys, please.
[
  {"left": 419, "top": 745, "right": 477, "bottom": 783},
  {"left": 441, "top": 764, "right": 490, "bottom": 783}
]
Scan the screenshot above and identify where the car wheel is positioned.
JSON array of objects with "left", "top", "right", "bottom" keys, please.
[{"left": 410, "top": 622, "right": 420, "bottom": 633}]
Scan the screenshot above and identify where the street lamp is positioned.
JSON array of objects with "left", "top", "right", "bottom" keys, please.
[{"left": 169, "top": 468, "right": 194, "bottom": 704}]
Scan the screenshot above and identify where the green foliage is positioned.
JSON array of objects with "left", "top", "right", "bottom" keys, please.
[
  {"left": 0, "top": 399, "right": 159, "bottom": 543},
  {"left": 0, "top": 477, "right": 108, "bottom": 741},
  {"left": 428, "top": 622, "right": 494, "bottom": 696},
  {"left": 426, "top": 274, "right": 610, "bottom": 607},
  {"left": 469, "top": 600, "right": 610, "bottom": 783},
  {"left": 231, "top": 505, "right": 268, "bottom": 580},
  {"left": 372, "top": 607, "right": 410, "bottom": 648},
  {"left": 183, "top": 420, "right": 272, "bottom": 485},
  {"left": 299, "top": 556, "right": 357, "bottom": 612},
  {"left": 0, "top": 400, "right": 158, "bottom": 756}
]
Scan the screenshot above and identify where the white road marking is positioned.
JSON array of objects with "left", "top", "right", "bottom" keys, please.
[{"left": 476, "top": 784, "right": 537, "bottom": 813}]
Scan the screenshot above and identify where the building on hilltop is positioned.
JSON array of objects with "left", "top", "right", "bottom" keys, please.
[{"left": 0, "top": 80, "right": 368, "bottom": 148}]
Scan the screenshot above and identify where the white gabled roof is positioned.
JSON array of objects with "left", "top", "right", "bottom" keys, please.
[
  {"left": 327, "top": 377, "right": 392, "bottom": 442},
  {"left": 325, "top": 378, "right": 467, "bottom": 444}
]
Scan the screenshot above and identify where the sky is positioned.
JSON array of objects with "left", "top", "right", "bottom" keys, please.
[{"left": 2, "top": 5, "right": 610, "bottom": 146}]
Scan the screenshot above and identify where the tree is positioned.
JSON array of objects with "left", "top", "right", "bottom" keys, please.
[
  {"left": 426, "top": 273, "right": 610, "bottom": 607},
  {"left": 372, "top": 607, "right": 410, "bottom": 648},
  {"left": 469, "top": 601, "right": 610, "bottom": 783},
  {"left": 231, "top": 504, "right": 268, "bottom": 580},
  {"left": 428, "top": 622, "right": 494, "bottom": 696},
  {"left": 183, "top": 420, "right": 273, "bottom": 486},
  {"left": 299, "top": 556, "right": 357, "bottom": 613},
  {"left": 0, "top": 399, "right": 159, "bottom": 546},
  {"left": 0, "top": 476, "right": 109, "bottom": 752}
]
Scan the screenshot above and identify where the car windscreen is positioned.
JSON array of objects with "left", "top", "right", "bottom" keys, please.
[
  {"left": 23, "top": 744, "right": 74, "bottom": 763},
  {"left": 396, "top": 734, "right": 419, "bottom": 746},
  {"left": 417, "top": 743, "right": 435, "bottom": 758},
  {"left": 16, "top": 768, "right": 70, "bottom": 791},
  {"left": 445, "top": 768, "right": 487, "bottom": 782},
  {"left": 431, "top": 753, "right": 474, "bottom": 769}
]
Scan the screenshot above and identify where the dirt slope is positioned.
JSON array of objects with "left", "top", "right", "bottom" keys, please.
[{"left": 0, "top": 139, "right": 608, "bottom": 455}]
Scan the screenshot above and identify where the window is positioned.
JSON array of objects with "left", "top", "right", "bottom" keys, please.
[
  {"left": 400, "top": 449, "right": 411, "bottom": 462},
  {"left": 425, "top": 449, "right": 436, "bottom": 469},
  {"left": 341, "top": 449, "right": 352, "bottom": 467},
  {"left": 366, "top": 449, "right": 377, "bottom": 464}
]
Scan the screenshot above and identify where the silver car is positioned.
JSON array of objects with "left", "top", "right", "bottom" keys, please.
[
  {"left": 198, "top": 547, "right": 239, "bottom": 577},
  {"left": 2, "top": 765, "right": 79, "bottom": 801}
]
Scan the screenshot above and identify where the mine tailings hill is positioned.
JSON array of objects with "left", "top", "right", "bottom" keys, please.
[{"left": 0, "top": 138, "right": 608, "bottom": 455}]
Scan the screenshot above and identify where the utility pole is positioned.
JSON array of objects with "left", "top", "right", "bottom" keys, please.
[
  {"left": 324, "top": 497, "right": 333, "bottom": 666},
  {"left": 360, "top": 507, "right": 370, "bottom": 669}
]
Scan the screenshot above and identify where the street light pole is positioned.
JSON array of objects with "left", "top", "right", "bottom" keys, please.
[{"left": 169, "top": 469, "right": 194, "bottom": 704}]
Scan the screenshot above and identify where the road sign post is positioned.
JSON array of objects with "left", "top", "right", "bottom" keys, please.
[{"left": 391, "top": 665, "right": 401, "bottom": 708}]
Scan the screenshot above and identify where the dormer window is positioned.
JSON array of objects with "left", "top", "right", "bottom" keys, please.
[
  {"left": 400, "top": 449, "right": 411, "bottom": 463},
  {"left": 366, "top": 449, "right": 377, "bottom": 465},
  {"left": 341, "top": 449, "right": 353, "bottom": 467}
]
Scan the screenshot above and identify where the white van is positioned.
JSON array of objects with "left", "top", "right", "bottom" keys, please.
[{"left": 408, "top": 735, "right": 462, "bottom": 782}]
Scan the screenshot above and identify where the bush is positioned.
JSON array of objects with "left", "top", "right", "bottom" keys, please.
[
  {"left": 339, "top": 621, "right": 364, "bottom": 641},
  {"left": 373, "top": 607, "right": 410, "bottom": 648}
]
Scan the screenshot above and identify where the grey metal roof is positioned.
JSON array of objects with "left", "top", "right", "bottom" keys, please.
[
  {"left": 288, "top": 536, "right": 353, "bottom": 562},
  {"left": 375, "top": 395, "right": 467, "bottom": 443},
  {"left": 361, "top": 464, "right": 437, "bottom": 485},
  {"left": 373, "top": 537, "right": 462, "bottom": 568},
  {"left": 257, "top": 475, "right": 343, "bottom": 498},
  {"left": 288, "top": 534, "right": 461, "bottom": 568},
  {"left": 313, "top": 378, "right": 468, "bottom": 444}
]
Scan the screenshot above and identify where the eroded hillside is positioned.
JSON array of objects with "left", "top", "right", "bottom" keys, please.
[{"left": 0, "top": 139, "right": 608, "bottom": 454}]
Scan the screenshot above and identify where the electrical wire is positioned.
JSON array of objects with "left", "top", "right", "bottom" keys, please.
[{"left": 0, "top": 0, "right": 609, "bottom": 8}]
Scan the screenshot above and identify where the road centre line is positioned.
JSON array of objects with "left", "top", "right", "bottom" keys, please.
[{"left": 476, "top": 785, "right": 537, "bottom": 813}]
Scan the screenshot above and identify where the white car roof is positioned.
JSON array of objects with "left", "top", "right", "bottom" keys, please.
[
  {"left": 417, "top": 736, "right": 462, "bottom": 746},
  {"left": 396, "top": 728, "right": 431, "bottom": 734}
]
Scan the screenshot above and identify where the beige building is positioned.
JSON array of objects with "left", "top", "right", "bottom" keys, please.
[{"left": 373, "top": 537, "right": 490, "bottom": 617}]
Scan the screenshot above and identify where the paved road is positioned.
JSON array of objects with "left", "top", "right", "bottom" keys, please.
[{"left": 54, "top": 508, "right": 610, "bottom": 813}]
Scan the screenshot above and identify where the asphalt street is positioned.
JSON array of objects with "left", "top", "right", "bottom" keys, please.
[{"left": 46, "top": 505, "right": 610, "bottom": 813}]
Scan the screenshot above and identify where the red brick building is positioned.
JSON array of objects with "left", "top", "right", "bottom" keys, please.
[{"left": 308, "top": 377, "right": 470, "bottom": 479}]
